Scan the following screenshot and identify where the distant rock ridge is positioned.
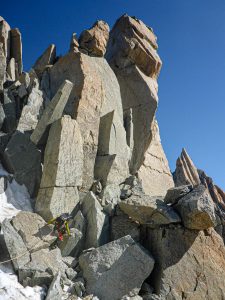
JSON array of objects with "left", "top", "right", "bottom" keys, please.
[{"left": 0, "top": 13, "right": 225, "bottom": 300}]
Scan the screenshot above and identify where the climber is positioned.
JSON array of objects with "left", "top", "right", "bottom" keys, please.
[{"left": 48, "top": 213, "right": 73, "bottom": 241}]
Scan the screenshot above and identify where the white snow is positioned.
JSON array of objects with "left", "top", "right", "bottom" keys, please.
[
  {"left": 0, "top": 270, "right": 46, "bottom": 300},
  {"left": 0, "top": 165, "right": 33, "bottom": 224}
]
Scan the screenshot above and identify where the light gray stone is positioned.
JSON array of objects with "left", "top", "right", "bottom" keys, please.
[
  {"left": 119, "top": 194, "right": 181, "bottom": 226},
  {"left": 81, "top": 191, "right": 109, "bottom": 248},
  {"left": 36, "top": 186, "right": 79, "bottom": 221},
  {"left": 12, "top": 211, "right": 56, "bottom": 252},
  {"left": 2, "top": 90, "right": 17, "bottom": 133},
  {"left": 79, "top": 235, "right": 155, "bottom": 300},
  {"left": 30, "top": 80, "right": 73, "bottom": 146},
  {"left": 10, "top": 28, "right": 23, "bottom": 76},
  {"left": 46, "top": 272, "right": 63, "bottom": 300},
  {"left": 111, "top": 213, "right": 140, "bottom": 241},
  {"left": 58, "top": 228, "right": 83, "bottom": 257},
  {"left": 0, "top": 19, "right": 11, "bottom": 60},
  {"left": 40, "top": 115, "right": 83, "bottom": 188},
  {"left": 73, "top": 210, "right": 86, "bottom": 233},
  {"left": 174, "top": 185, "right": 217, "bottom": 230},
  {"left": 6, "top": 57, "right": 16, "bottom": 81},
  {"left": 70, "top": 33, "right": 79, "bottom": 52},
  {"left": 164, "top": 184, "right": 193, "bottom": 205},
  {"left": 2, "top": 218, "right": 30, "bottom": 271},
  {"left": 0, "top": 43, "right": 6, "bottom": 90},
  {"left": 3, "top": 131, "right": 42, "bottom": 197}
]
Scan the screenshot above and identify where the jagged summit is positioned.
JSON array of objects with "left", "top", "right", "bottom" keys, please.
[{"left": 0, "top": 14, "right": 225, "bottom": 300}]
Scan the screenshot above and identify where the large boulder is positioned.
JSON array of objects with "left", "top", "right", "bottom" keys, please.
[
  {"left": 146, "top": 226, "right": 225, "bottom": 299},
  {"left": 79, "top": 235, "right": 155, "bottom": 300},
  {"left": 79, "top": 20, "right": 109, "bottom": 57},
  {"left": 174, "top": 185, "right": 217, "bottom": 230},
  {"left": 173, "top": 148, "right": 201, "bottom": 187},
  {"left": 10, "top": 28, "right": 23, "bottom": 76},
  {"left": 119, "top": 194, "right": 181, "bottom": 226},
  {"left": 164, "top": 184, "right": 193, "bottom": 205}
]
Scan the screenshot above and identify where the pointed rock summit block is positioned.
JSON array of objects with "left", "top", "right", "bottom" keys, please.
[
  {"left": 33, "top": 44, "right": 56, "bottom": 75},
  {"left": 79, "top": 20, "right": 109, "bottom": 57},
  {"left": 36, "top": 115, "right": 82, "bottom": 220},
  {"left": 10, "top": 28, "right": 23, "bottom": 76},
  {"left": 174, "top": 148, "right": 201, "bottom": 187}
]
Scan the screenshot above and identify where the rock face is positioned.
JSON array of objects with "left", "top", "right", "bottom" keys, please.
[
  {"left": 106, "top": 15, "right": 173, "bottom": 197},
  {"left": 79, "top": 20, "right": 109, "bottom": 57},
  {"left": 1, "top": 13, "right": 225, "bottom": 300},
  {"left": 79, "top": 236, "right": 155, "bottom": 300},
  {"left": 174, "top": 148, "right": 201, "bottom": 187},
  {"left": 146, "top": 227, "right": 225, "bottom": 300}
]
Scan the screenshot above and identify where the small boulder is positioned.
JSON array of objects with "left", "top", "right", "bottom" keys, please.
[
  {"left": 164, "top": 184, "right": 193, "bottom": 205},
  {"left": 46, "top": 272, "right": 63, "bottom": 300}
]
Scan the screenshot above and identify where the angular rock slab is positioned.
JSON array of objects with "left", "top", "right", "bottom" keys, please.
[
  {"left": 138, "top": 119, "right": 174, "bottom": 197},
  {"left": 79, "top": 235, "right": 155, "bottom": 300},
  {"left": 2, "top": 219, "right": 30, "bottom": 271},
  {"left": 164, "top": 184, "right": 193, "bottom": 205},
  {"left": 146, "top": 227, "right": 225, "bottom": 299},
  {"left": 3, "top": 131, "right": 42, "bottom": 197},
  {"left": 36, "top": 186, "right": 79, "bottom": 221},
  {"left": 30, "top": 80, "right": 73, "bottom": 146},
  {"left": 46, "top": 272, "right": 63, "bottom": 300},
  {"left": 40, "top": 115, "right": 83, "bottom": 188},
  {"left": 81, "top": 192, "right": 109, "bottom": 248},
  {"left": 119, "top": 194, "right": 181, "bottom": 227},
  {"left": 12, "top": 211, "right": 56, "bottom": 252},
  {"left": 79, "top": 20, "right": 109, "bottom": 57},
  {"left": 33, "top": 44, "right": 56, "bottom": 75},
  {"left": 58, "top": 228, "right": 83, "bottom": 257},
  {"left": 10, "top": 28, "right": 23, "bottom": 76},
  {"left": 174, "top": 148, "right": 201, "bottom": 187},
  {"left": 174, "top": 185, "right": 217, "bottom": 230}
]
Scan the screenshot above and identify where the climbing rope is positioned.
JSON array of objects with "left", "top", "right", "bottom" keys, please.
[{"left": 0, "top": 228, "right": 54, "bottom": 265}]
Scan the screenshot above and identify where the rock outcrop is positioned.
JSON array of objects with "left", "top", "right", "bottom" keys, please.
[{"left": 0, "top": 14, "right": 224, "bottom": 300}]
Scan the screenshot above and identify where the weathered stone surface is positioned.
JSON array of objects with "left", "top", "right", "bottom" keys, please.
[
  {"left": 17, "top": 80, "right": 44, "bottom": 133},
  {"left": 146, "top": 227, "right": 225, "bottom": 299},
  {"left": 40, "top": 115, "right": 83, "bottom": 188},
  {"left": 111, "top": 212, "right": 140, "bottom": 241},
  {"left": 73, "top": 210, "right": 86, "bottom": 234},
  {"left": 0, "top": 18, "right": 11, "bottom": 60},
  {"left": 119, "top": 194, "right": 181, "bottom": 226},
  {"left": 174, "top": 148, "right": 201, "bottom": 187},
  {"left": 46, "top": 272, "right": 63, "bottom": 300},
  {"left": 58, "top": 228, "right": 83, "bottom": 257},
  {"left": 19, "top": 248, "right": 68, "bottom": 287},
  {"left": 138, "top": 120, "right": 174, "bottom": 197},
  {"left": 79, "top": 20, "right": 109, "bottom": 57},
  {"left": 2, "top": 89, "right": 17, "bottom": 133},
  {"left": 79, "top": 235, "right": 155, "bottom": 300},
  {"left": 0, "top": 132, "right": 11, "bottom": 157},
  {"left": 36, "top": 186, "right": 79, "bottom": 221},
  {"left": 3, "top": 131, "right": 42, "bottom": 197},
  {"left": 12, "top": 211, "right": 56, "bottom": 252},
  {"left": 33, "top": 44, "right": 56, "bottom": 75},
  {"left": 2, "top": 219, "right": 30, "bottom": 271},
  {"left": 7, "top": 57, "right": 16, "bottom": 81},
  {"left": 164, "top": 184, "right": 193, "bottom": 205},
  {"left": 0, "top": 43, "right": 6, "bottom": 90},
  {"left": 81, "top": 192, "right": 109, "bottom": 248},
  {"left": 30, "top": 80, "right": 73, "bottom": 146},
  {"left": 10, "top": 28, "right": 23, "bottom": 76},
  {"left": 174, "top": 184, "right": 217, "bottom": 230},
  {"left": 106, "top": 14, "right": 161, "bottom": 78},
  {"left": 50, "top": 52, "right": 129, "bottom": 189}
]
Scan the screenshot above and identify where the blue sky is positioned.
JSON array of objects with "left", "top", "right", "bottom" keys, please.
[{"left": 2, "top": 0, "right": 225, "bottom": 189}]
